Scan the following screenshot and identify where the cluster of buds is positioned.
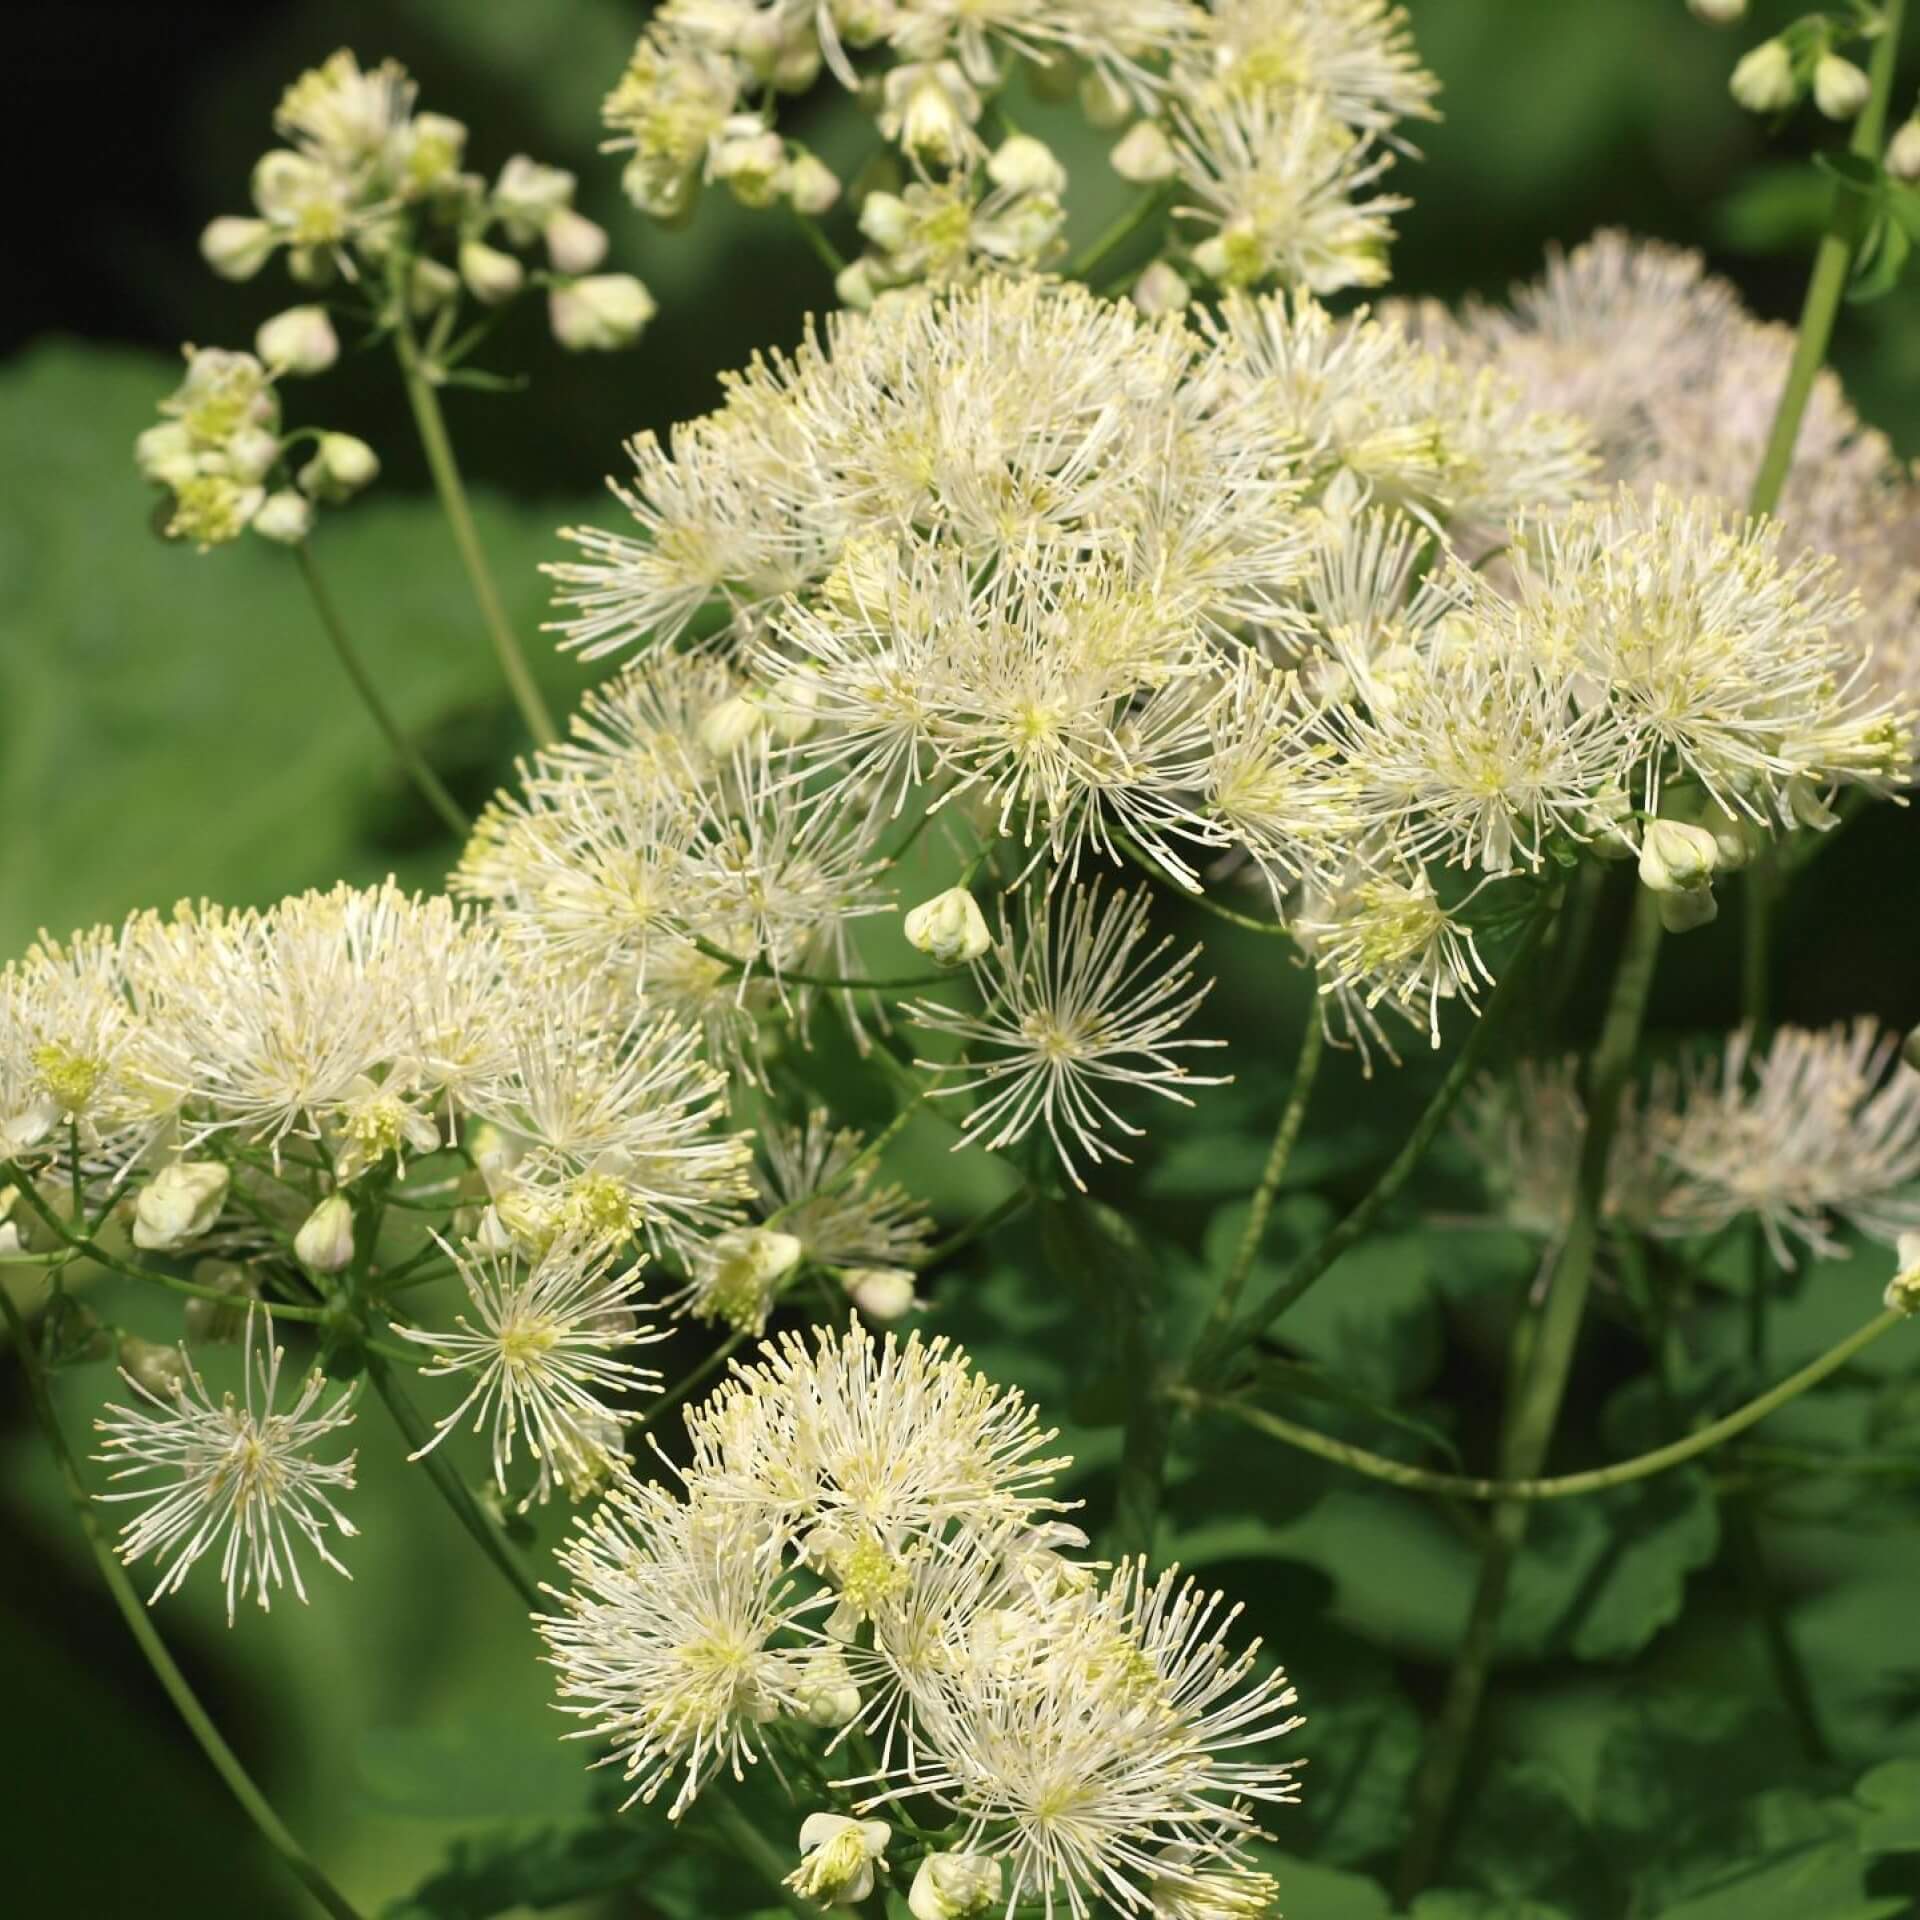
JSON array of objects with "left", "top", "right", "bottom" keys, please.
[
  {"left": 1715, "top": 8, "right": 1878, "bottom": 123},
  {"left": 1635, "top": 803, "right": 1779, "bottom": 933},
  {"left": 199, "top": 48, "right": 655, "bottom": 357},
  {"left": 135, "top": 341, "right": 376, "bottom": 551}
]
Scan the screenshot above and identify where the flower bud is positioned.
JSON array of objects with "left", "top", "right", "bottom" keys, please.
[
  {"left": 255, "top": 304, "right": 339, "bottom": 376},
  {"left": 298, "top": 432, "right": 380, "bottom": 503},
  {"left": 1687, "top": 0, "right": 1747, "bottom": 21},
  {"left": 1730, "top": 38, "right": 1796, "bottom": 113},
  {"left": 883, "top": 63, "right": 980, "bottom": 168},
  {"left": 252, "top": 488, "right": 315, "bottom": 545},
  {"left": 1888, "top": 116, "right": 1920, "bottom": 182},
  {"left": 904, "top": 887, "right": 992, "bottom": 966},
  {"left": 835, "top": 256, "right": 881, "bottom": 310},
  {"left": 409, "top": 255, "right": 462, "bottom": 315},
  {"left": 200, "top": 215, "right": 277, "bottom": 281},
  {"left": 793, "top": 1648, "right": 864, "bottom": 1727},
  {"left": 829, "top": 0, "right": 893, "bottom": 49},
  {"left": 459, "top": 238, "right": 526, "bottom": 306},
  {"left": 544, "top": 206, "right": 609, "bottom": 274},
  {"left": 698, "top": 692, "right": 767, "bottom": 758},
  {"left": 782, "top": 149, "right": 842, "bottom": 215},
  {"left": 1079, "top": 66, "right": 1135, "bottom": 129},
  {"left": 841, "top": 1265, "right": 922, "bottom": 1321},
  {"left": 1131, "top": 260, "right": 1191, "bottom": 315},
  {"left": 184, "top": 1261, "right": 255, "bottom": 1342},
  {"left": 492, "top": 155, "right": 576, "bottom": 243},
  {"left": 294, "top": 1194, "right": 355, "bottom": 1273},
  {"left": 1656, "top": 885, "right": 1719, "bottom": 935},
  {"left": 1887, "top": 1232, "right": 1920, "bottom": 1315},
  {"left": 132, "top": 1161, "right": 230, "bottom": 1252},
  {"left": 550, "top": 273, "right": 658, "bottom": 352},
  {"left": 118, "top": 1334, "right": 189, "bottom": 1400},
  {"left": 786, "top": 1815, "right": 890, "bottom": 1905},
  {"left": 134, "top": 422, "right": 199, "bottom": 489},
  {"left": 402, "top": 112, "right": 469, "bottom": 194},
  {"left": 1814, "top": 53, "right": 1871, "bottom": 121},
  {"left": 1904, "top": 1025, "right": 1920, "bottom": 1074},
  {"left": 1109, "top": 119, "right": 1176, "bottom": 183},
  {"left": 909, "top": 1851, "right": 1002, "bottom": 1920},
  {"left": 224, "top": 425, "right": 283, "bottom": 485},
  {"left": 712, "top": 121, "right": 788, "bottom": 208},
  {"left": 987, "top": 134, "right": 1066, "bottom": 197},
  {"left": 1638, "top": 819, "right": 1718, "bottom": 895}
]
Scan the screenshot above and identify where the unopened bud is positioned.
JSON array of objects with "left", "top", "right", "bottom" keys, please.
[
  {"left": 698, "top": 692, "right": 767, "bottom": 757},
  {"left": 841, "top": 1265, "right": 921, "bottom": 1321},
  {"left": 1889, "top": 116, "right": 1920, "bottom": 182},
  {"left": 1131, "top": 260, "right": 1191, "bottom": 315},
  {"left": 549, "top": 273, "right": 658, "bottom": 352},
  {"left": 1887, "top": 1232, "right": 1920, "bottom": 1315},
  {"left": 224, "top": 425, "right": 282, "bottom": 485},
  {"left": 1814, "top": 53, "right": 1871, "bottom": 121},
  {"left": 714, "top": 123, "right": 789, "bottom": 208},
  {"left": 132, "top": 1161, "right": 230, "bottom": 1252},
  {"left": 459, "top": 238, "right": 526, "bottom": 306},
  {"left": 1079, "top": 66, "right": 1135, "bottom": 129},
  {"left": 255, "top": 305, "right": 338, "bottom": 376},
  {"left": 987, "top": 134, "right": 1066, "bottom": 197},
  {"left": 782, "top": 150, "right": 841, "bottom": 215},
  {"left": 1730, "top": 39, "right": 1796, "bottom": 113},
  {"left": 409, "top": 254, "right": 461, "bottom": 315},
  {"left": 904, "top": 887, "right": 992, "bottom": 966},
  {"left": 1687, "top": 0, "right": 1747, "bottom": 21},
  {"left": 1109, "top": 119, "right": 1176, "bottom": 183},
  {"left": 544, "top": 206, "right": 609, "bottom": 274},
  {"left": 134, "top": 422, "right": 199, "bottom": 489},
  {"left": 1656, "top": 885, "right": 1719, "bottom": 935},
  {"left": 118, "top": 1335, "right": 189, "bottom": 1400},
  {"left": 884, "top": 64, "right": 979, "bottom": 168},
  {"left": 294, "top": 1194, "right": 355, "bottom": 1273},
  {"left": 252, "top": 488, "right": 315, "bottom": 545},
  {"left": 1904, "top": 1025, "right": 1920, "bottom": 1074},
  {"left": 787, "top": 1815, "right": 890, "bottom": 1905},
  {"left": 298, "top": 432, "right": 380, "bottom": 503},
  {"left": 909, "top": 1851, "right": 1003, "bottom": 1920},
  {"left": 793, "top": 1648, "right": 864, "bottom": 1727},
  {"left": 200, "top": 215, "right": 277, "bottom": 281},
  {"left": 492, "top": 155, "right": 576, "bottom": 242},
  {"left": 1638, "top": 819, "right": 1718, "bottom": 895},
  {"left": 835, "top": 257, "right": 882, "bottom": 309}
]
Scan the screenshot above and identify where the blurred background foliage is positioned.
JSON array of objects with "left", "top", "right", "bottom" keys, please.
[{"left": 5, "top": 1, "right": 1920, "bottom": 1916}]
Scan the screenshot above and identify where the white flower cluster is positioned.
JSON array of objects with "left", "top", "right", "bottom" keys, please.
[
  {"left": 1464, "top": 1019, "right": 1920, "bottom": 1265},
  {"left": 540, "top": 1323, "right": 1302, "bottom": 1917},
  {"left": 601, "top": 0, "right": 1436, "bottom": 302},
  {"left": 200, "top": 48, "right": 656, "bottom": 355},
  {"left": 1410, "top": 228, "right": 1920, "bottom": 720},
  {"left": 546, "top": 271, "right": 1903, "bottom": 1069}
]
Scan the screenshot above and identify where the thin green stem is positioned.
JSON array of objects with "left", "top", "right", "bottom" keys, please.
[
  {"left": 1181, "top": 1306, "right": 1904, "bottom": 1501},
  {"left": 628, "top": 1331, "right": 745, "bottom": 1441},
  {"left": 1210, "top": 1006, "right": 1325, "bottom": 1335},
  {"left": 789, "top": 205, "right": 846, "bottom": 275},
  {"left": 1117, "top": 836, "right": 1290, "bottom": 936},
  {"left": 392, "top": 311, "right": 557, "bottom": 746},
  {"left": 363, "top": 1349, "right": 547, "bottom": 1615},
  {"left": 923, "top": 1185, "right": 1032, "bottom": 1265},
  {"left": 1746, "top": 0, "right": 1907, "bottom": 522},
  {"left": 1397, "top": 887, "right": 1664, "bottom": 1902},
  {"left": 2, "top": 1167, "right": 329, "bottom": 1323},
  {"left": 702, "top": 1788, "right": 815, "bottom": 1920},
  {"left": 688, "top": 932, "right": 952, "bottom": 994},
  {"left": 765, "top": 1095, "right": 928, "bottom": 1230},
  {"left": 1193, "top": 899, "right": 1554, "bottom": 1381},
  {"left": 292, "top": 542, "right": 469, "bottom": 838},
  {"left": 0, "top": 1283, "right": 367, "bottom": 1920}
]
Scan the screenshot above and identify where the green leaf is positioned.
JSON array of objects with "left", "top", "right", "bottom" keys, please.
[
  {"left": 1238, "top": 1352, "right": 1464, "bottom": 1468},
  {"left": 1253, "top": 1849, "right": 1393, "bottom": 1919},
  {"left": 1039, "top": 1187, "right": 1161, "bottom": 1426},
  {"left": 382, "top": 1821, "right": 666, "bottom": 1919},
  {"left": 1855, "top": 1759, "right": 1920, "bottom": 1855},
  {"left": 1849, "top": 213, "right": 1912, "bottom": 303},
  {"left": 1714, "top": 164, "right": 1833, "bottom": 253},
  {"left": 1410, "top": 1896, "right": 1575, "bottom": 1920},
  {"left": 1449, "top": 1759, "right": 1611, "bottom": 1919}
]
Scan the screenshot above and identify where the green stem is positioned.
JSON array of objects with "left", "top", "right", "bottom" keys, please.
[
  {"left": 292, "top": 542, "right": 470, "bottom": 839},
  {"left": 702, "top": 1788, "right": 815, "bottom": 1920},
  {"left": 2, "top": 1166, "right": 329, "bottom": 1323},
  {"left": 688, "top": 932, "right": 952, "bottom": 994},
  {"left": 1181, "top": 1306, "right": 1904, "bottom": 1501},
  {"left": 363, "top": 1349, "right": 547, "bottom": 1615},
  {"left": 923, "top": 1185, "right": 1032, "bottom": 1265},
  {"left": 1396, "top": 888, "right": 1664, "bottom": 1902},
  {"left": 0, "top": 1284, "right": 367, "bottom": 1920},
  {"left": 392, "top": 313, "right": 557, "bottom": 746},
  {"left": 789, "top": 205, "right": 846, "bottom": 275},
  {"left": 764, "top": 1095, "right": 927, "bottom": 1230},
  {"left": 1723, "top": 1497, "right": 1830, "bottom": 1763},
  {"left": 1210, "top": 1005, "right": 1325, "bottom": 1335},
  {"left": 628, "top": 1331, "right": 745, "bottom": 1441},
  {"left": 1746, "top": 0, "right": 1907, "bottom": 523},
  {"left": 1117, "top": 837, "right": 1290, "bottom": 936},
  {"left": 1192, "top": 900, "right": 1554, "bottom": 1381}
]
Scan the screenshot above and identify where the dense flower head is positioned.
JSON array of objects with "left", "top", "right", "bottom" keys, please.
[{"left": 541, "top": 1325, "right": 1303, "bottom": 1911}]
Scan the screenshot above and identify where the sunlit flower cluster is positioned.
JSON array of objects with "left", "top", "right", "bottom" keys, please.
[
  {"left": 541, "top": 1323, "right": 1303, "bottom": 1915},
  {"left": 600, "top": 0, "right": 1437, "bottom": 304}
]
